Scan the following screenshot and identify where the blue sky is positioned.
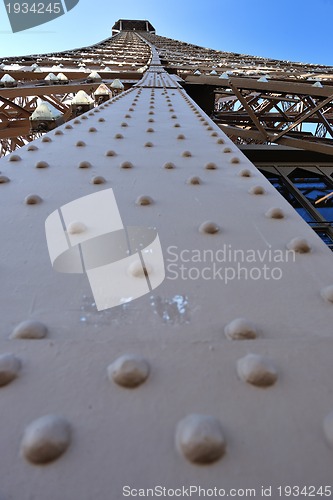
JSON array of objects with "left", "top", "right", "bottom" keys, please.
[{"left": 0, "top": 0, "right": 332, "bottom": 65}]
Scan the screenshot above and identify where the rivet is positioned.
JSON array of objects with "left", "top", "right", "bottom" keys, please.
[
  {"left": 207, "top": 126, "right": 213, "bottom": 131},
  {"left": 205, "top": 162, "right": 217, "bottom": 170},
  {"left": 286, "top": 237, "right": 311, "bottom": 253},
  {"left": 217, "top": 138, "right": 225, "bottom": 144},
  {"left": 54, "top": 130, "right": 63, "bottom": 136},
  {"left": 171, "top": 115, "right": 177, "bottom": 119},
  {"left": 265, "top": 207, "right": 284, "bottom": 219},
  {"left": 144, "top": 142, "right": 154, "bottom": 148},
  {"left": 249, "top": 185, "right": 265, "bottom": 195},
  {"left": 120, "top": 161, "right": 133, "bottom": 169},
  {"left": 174, "top": 123, "right": 181, "bottom": 128},
  {"left": 11, "top": 319, "right": 47, "bottom": 339},
  {"left": 35, "top": 161, "right": 49, "bottom": 169},
  {"left": 105, "top": 150, "right": 117, "bottom": 157},
  {"left": 27, "top": 145, "right": 38, "bottom": 151},
  {"left": 239, "top": 169, "right": 252, "bottom": 177},
  {"left": 210, "top": 132, "right": 218, "bottom": 137},
  {"left": 81, "top": 116, "right": 88, "bottom": 120},
  {"left": 129, "top": 108, "right": 134, "bottom": 112},
  {"left": 224, "top": 318, "right": 258, "bottom": 340},
  {"left": 237, "top": 354, "right": 278, "bottom": 387},
  {"left": 187, "top": 176, "right": 201, "bottom": 185},
  {"left": 177, "top": 134, "right": 185, "bottom": 140},
  {"left": 89, "top": 127, "right": 97, "bottom": 132},
  {"left": 21, "top": 415, "right": 71, "bottom": 465},
  {"left": 320, "top": 285, "right": 333, "bottom": 303},
  {"left": 98, "top": 118, "right": 105, "bottom": 122},
  {"left": 115, "top": 134, "right": 124, "bottom": 139},
  {"left": 182, "top": 151, "right": 192, "bottom": 157},
  {"left": 0, "top": 175, "right": 10, "bottom": 183},
  {"left": 91, "top": 175, "right": 106, "bottom": 185},
  {"left": 107, "top": 354, "right": 150, "bottom": 388},
  {"left": 223, "top": 147, "right": 232, "bottom": 153},
  {"left": 230, "top": 157, "right": 240, "bottom": 164},
  {"left": 67, "top": 221, "right": 86, "bottom": 234},
  {"left": 75, "top": 141, "right": 86, "bottom": 147},
  {"left": 128, "top": 261, "right": 152, "bottom": 278},
  {"left": 176, "top": 414, "right": 226, "bottom": 465},
  {"left": 164, "top": 162, "right": 176, "bottom": 169},
  {"left": 78, "top": 161, "right": 91, "bottom": 169},
  {"left": 148, "top": 118, "right": 154, "bottom": 123},
  {"left": 0, "top": 353, "right": 21, "bottom": 386},
  {"left": 148, "top": 111, "right": 154, "bottom": 115},
  {"left": 199, "top": 221, "right": 220, "bottom": 234},
  {"left": 24, "top": 194, "right": 43, "bottom": 205},
  {"left": 146, "top": 128, "right": 154, "bottom": 133},
  {"left": 65, "top": 124, "right": 73, "bottom": 129},
  {"left": 136, "top": 195, "right": 153, "bottom": 206},
  {"left": 41, "top": 136, "right": 52, "bottom": 143},
  {"left": 73, "top": 119, "right": 80, "bottom": 124},
  {"left": 124, "top": 115, "right": 131, "bottom": 119},
  {"left": 9, "top": 154, "right": 21, "bottom": 162}
]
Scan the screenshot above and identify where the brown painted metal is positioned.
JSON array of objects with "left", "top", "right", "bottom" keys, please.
[
  {"left": 271, "top": 94, "right": 333, "bottom": 141},
  {"left": 228, "top": 82, "right": 269, "bottom": 140},
  {"left": 0, "top": 31, "right": 152, "bottom": 156},
  {"left": 2, "top": 25, "right": 333, "bottom": 157}
]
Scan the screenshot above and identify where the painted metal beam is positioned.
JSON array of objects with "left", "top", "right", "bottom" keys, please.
[{"left": 0, "top": 31, "right": 333, "bottom": 498}]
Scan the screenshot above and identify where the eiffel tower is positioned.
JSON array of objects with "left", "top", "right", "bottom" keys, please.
[{"left": 0, "top": 19, "right": 333, "bottom": 499}]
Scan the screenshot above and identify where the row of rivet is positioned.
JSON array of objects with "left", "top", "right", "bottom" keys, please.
[{"left": 1, "top": 337, "right": 332, "bottom": 465}]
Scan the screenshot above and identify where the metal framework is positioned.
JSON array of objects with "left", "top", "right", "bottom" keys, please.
[
  {"left": 2, "top": 24, "right": 333, "bottom": 157},
  {"left": 258, "top": 162, "right": 333, "bottom": 246},
  {"left": 141, "top": 32, "right": 333, "bottom": 155},
  {"left": 0, "top": 31, "right": 151, "bottom": 155},
  {"left": 213, "top": 78, "right": 333, "bottom": 155},
  {"left": 1, "top": 20, "right": 333, "bottom": 498}
]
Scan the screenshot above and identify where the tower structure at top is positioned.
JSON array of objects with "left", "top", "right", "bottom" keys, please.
[{"left": 111, "top": 19, "right": 156, "bottom": 35}]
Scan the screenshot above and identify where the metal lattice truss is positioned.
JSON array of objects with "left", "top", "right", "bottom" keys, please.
[
  {"left": 0, "top": 91, "right": 72, "bottom": 154},
  {"left": 140, "top": 32, "right": 333, "bottom": 79},
  {"left": 0, "top": 31, "right": 151, "bottom": 156},
  {"left": 2, "top": 24, "right": 333, "bottom": 156},
  {"left": 141, "top": 32, "right": 333, "bottom": 156},
  {"left": 212, "top": 77, "right": 333, "bottom": 155}
]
